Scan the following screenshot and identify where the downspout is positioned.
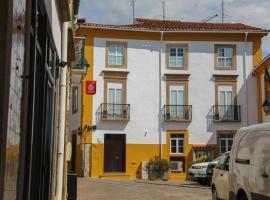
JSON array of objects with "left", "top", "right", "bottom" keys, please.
[
  {"left": 56, "top": 21, "right": 68, "bottom": 200},
  {"left": 243, "top": 32, "right": 249, "bottom": 126},
  {"left": 159, "top": 31, "right": 164, "bottom": 158}
]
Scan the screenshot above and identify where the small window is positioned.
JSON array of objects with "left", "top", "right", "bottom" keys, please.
[
  {"left": 169, "top": 47, "right": 184, "bottom": 67},
  {"left": 218, "top": 48, "right": 233, "bottom": 67},
  {"left": 106, "top": 42, "right": 127, "bottom": 68},
  {"left": 166, "top": 44, "right": 188, "bottom": 69},
  {"left": 220, "top": 134, "right": 234, "bottom": 154},
  {"left": 215, "top": 45, "right": 236, "bottom": 70},
  {"left": 109, "top": 45, "right": 124, "bottom": 65},
  {"left": 170, "top": 134, "right": 184, "bottom": 154},
  {"left": 72, "top": 86, "right": 78, "bottom": 114}
]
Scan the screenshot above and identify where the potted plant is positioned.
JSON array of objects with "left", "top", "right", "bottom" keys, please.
[{"left": 145, "top": 156, "right": 171, "bottom": 181}]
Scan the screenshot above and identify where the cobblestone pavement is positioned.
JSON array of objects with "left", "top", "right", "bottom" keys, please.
[{"left": 77, "top": 178, "right": 212, "bottom": 200}]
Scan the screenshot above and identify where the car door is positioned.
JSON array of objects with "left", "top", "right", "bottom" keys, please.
[{"left": 214, "top": 154, "right": 230, "bottom": 199}]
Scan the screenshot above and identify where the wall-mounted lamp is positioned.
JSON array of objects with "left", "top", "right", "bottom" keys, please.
[
  {"left": 262, "top": 100, "right": 270, "bottom": 114},
  {"left": 57, "top": 61, "right": 68, "bottom": 68}
]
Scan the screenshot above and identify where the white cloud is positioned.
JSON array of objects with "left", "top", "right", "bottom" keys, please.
[{"left": 79, "top": 0, "right": 270, "bottom": 55}]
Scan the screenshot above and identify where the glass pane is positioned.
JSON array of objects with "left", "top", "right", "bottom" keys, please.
[
  {"left": 116, "top": 55, "right": 123, "bottom": 65},
  {"left": 218, "top": 48, "right": 225, "bottom": 57},
  {"left": 170, "top": 48, "right": 176, "bottom": 56},
  {"left": 108, "top": 89, "right": 115, "bottom": 104},
  {"left": 226, "top": 58, "right": 232, "bottom": 66},
  {"left": 227, "top": 91, "right": 233, "bottom": 106},
  {"left": 171, "top": 139, "right": 176, "bottom": 146},
  {"left": 109, "top": 46, "right": 116, "bottom": 55},
  {"left": 116, "top": 89, "right": 122, "bottom": 104},
  {"left": 225, "top": 48, "right": 233, "bottom": 57},
  {"left": 228, "top": 139, "right": 233, "bottom": 151},
  {"left": 220, "top": 91, "right": 225, "bottom": 105},
  {"left": 178, "top": 139, "right": 183, "bottom": 146},
  {"left": 170, "top": 57, "right": 176, "bottom": 66},
  {"left": 178, "top": 146, "right": 184, "bottom": 153},
  {"left": 220, "top": 139, "right": 226, "bottom": 147},
  {"left": 218, "top": 58, "right": 225, "bottom": 66},
  {"left": 171, "top": 147, "right": 177, "bottom": 153},
  {"left": 170, "top": 91, "right": 177, "bottom": 105},
  {"left": 109, "top": 55, "right": 116, "bottom": 65},
  {"left": 177, "top": 48, "right": 184, "bottom": 56},
  {"left": 221, "top": 147, "right": 227, "bottom": 154},
  {"left": 178, "top": 90, "right": 184, "bottom": 105},
  {"left": 171, "top": 134, "right": 184, "bottom": 138},
  {"left": 116, "top": 46, "right": 124, "bottom": 56},
  {"left": 176, "top": 57, "right": 184, "bottom": 67}
]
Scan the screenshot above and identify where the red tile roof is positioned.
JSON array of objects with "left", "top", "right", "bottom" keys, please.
[{"left": 80, "top": 18, "right": 269, "bottom": 34}]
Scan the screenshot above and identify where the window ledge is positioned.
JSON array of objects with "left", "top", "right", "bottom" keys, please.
[
  {"left": 102, "top": 68, "right": 130, "bottom": 73},
  {"left": 164, "top": 70, "right": 190, "bottom": 75}
]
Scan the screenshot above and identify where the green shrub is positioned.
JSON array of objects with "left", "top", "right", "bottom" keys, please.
[{"left": 145, "top": 156, "right": 171, "bottom": 180}]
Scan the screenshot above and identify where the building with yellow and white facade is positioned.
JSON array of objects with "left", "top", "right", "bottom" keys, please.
[{"left": 74, "top": 18, "right": 269, "bottom": 180}]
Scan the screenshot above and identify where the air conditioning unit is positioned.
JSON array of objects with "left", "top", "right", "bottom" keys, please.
[{"left": 170, "top": 161, "right": 183, "bottom": 172}]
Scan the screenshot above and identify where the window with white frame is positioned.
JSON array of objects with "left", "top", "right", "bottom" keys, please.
[
  {"left": 217, "top": 47, "right": 233, "bottom": 67},
  {"left": 108, "top": 45, "right": 124, "bottom": 66},
  {"left": 169, "top": 47, "right": 184, "bottom": 67},
  {"left": 170, "top": 134, "right": 184, "bottom": 154},
  {"left": 220, "top": 134, "right": 234, "bottom": 154}
]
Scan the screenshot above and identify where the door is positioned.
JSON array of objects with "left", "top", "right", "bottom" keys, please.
[
  {"left": 71, "top": 133, "right": 77, "bottom": 172},
  {"left": 107, "top": 83, "right": 123, "bottom": 118},
  {"left": 170, "top": 85, "right": 185, "bottom": 119},
  {"left": 218, "top": 85, "right": 233, "bottom": 119},
  {"left": 104, "top": 134, "right": 126, "bottom": 172}
]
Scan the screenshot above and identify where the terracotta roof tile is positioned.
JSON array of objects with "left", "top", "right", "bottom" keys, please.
[{"left": 80, "top": 18, "right": 269, "bottom": 33}]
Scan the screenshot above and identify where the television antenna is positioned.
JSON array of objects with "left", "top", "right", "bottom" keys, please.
[
  {"left": 130, "top": 0, "right": 136, "bottom": 24},
  {"left": 222, "top": 0, "right": 224, "bottom": 23},
  {"left": 200, "top": 14, "right": 218, "bottom": 23},
  {"left": 161, "top": 1, "right": 165, "bottom": 20}
]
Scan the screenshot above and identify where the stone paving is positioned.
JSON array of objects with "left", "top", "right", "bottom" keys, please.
[{"left": 77, "top": 178, "right": 212, "bottom": 200}]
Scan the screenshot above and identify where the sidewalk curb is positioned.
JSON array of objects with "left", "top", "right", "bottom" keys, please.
[{"left": 134, "top": 179, "right": 210, "bottom": 189}]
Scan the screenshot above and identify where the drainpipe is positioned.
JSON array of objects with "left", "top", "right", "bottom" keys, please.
[
  {"left": 56, "top": 21, "right": 68, "bottom": 200},
  {"left": 159, "top": 31, "right": 164, "bottom": 158},
  {"left": 243, "top": 32, "right": 249, "bottom": 126}
]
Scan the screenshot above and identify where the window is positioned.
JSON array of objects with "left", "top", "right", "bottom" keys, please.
[
  {"left": 166, "top": 44, "right": 188, "bottom": 69},
  {"left": 106, "top": 42, "right": 127, "bottom": 68},
  {"left": 170, "top": 134, "right": 184, "bottom": 154},
  {"left": 218, "top": 48, "right": 233, "bottom": 67},
  {"left": 170, "top": 85, "right": 185, "bottom": 119},
  {"left": 215, "top": 44, "right": 236, "bottom": 70},
  {"left": 72, "top": 86, "right": 78, "bottom": 114},
  {"left": 218, "top": 85, "right": 233, "bottom": 106},
  {"left": 169, "top": 47, "right": 184, "bottom": 67},
  {"left": 220, "top": 134, "right": 234, "bottom": 154}
]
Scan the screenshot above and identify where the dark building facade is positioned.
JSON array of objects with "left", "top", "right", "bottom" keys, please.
[{"left": 0, "top": 0, "right": 78, "bottom": 199}]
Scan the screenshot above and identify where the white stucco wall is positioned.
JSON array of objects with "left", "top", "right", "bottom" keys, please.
[
  {"left": 92, "top": 38, "right": 258, "bottom": 145},
  {"left": 68, "top": 73, "right": 82, "bottom": 144}
]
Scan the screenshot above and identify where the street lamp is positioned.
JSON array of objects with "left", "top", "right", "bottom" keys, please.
[{"left": 262, "top": 100, "right": 270, "bottom": 114}]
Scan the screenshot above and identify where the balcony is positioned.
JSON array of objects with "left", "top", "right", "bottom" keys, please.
[
  {"left": 162, "top": 105, "right": 192, "bottom": 122},
  {"left": 97, "top": 103, "right": 130, "bottom": 121},
  {"left": 212, "top": 105, "right": 241, "bottom": 122}
]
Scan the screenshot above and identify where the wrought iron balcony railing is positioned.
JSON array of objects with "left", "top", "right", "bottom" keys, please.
[
  {"left": 97, "top": 103, "right": 130, "bottom": 121},
  {"left": 162, "top": 105, "right": 192, "bottom": 121},
  {"left": 212, "top": 105, "right": 241, "bottom": 122}
]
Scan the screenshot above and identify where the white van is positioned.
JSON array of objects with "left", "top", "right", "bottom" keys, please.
[{"left": 211, "top": 123, "right": 270, "bottom": 200}]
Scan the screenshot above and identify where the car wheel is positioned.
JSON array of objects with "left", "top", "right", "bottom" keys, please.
[{"left": 212, "top": 187, "right": 219, "bottom": 200}]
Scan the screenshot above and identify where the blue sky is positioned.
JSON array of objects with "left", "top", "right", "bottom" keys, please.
[{"left": 79, "top": 0, "right": 270, "bottom": 57}]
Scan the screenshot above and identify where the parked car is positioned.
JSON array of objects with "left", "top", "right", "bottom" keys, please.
[
  {"left": 211, "top": 123, "right": 270, "bottom": 200},
  {"left": 188, "top": 156, "right": 221, "bottom": 184}
]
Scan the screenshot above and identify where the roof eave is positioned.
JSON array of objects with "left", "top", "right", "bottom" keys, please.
[{"left": 78, "top": 25, "right": 269, "bottom": 35}]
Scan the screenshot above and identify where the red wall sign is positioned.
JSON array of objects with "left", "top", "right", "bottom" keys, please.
[{"left": 85, "top": 80, "right": 96, "bottom": 95}]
